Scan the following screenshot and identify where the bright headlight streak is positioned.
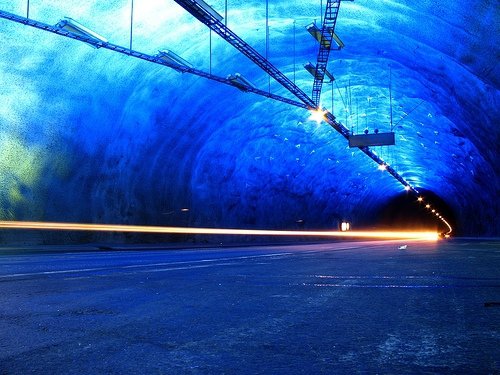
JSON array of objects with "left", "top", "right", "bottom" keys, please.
[
  {"left": 441, "top": 217, "right": 453, "bottom": 235},
  {"left": 0, "top": 221, "right": 439, "bottom": 240}
]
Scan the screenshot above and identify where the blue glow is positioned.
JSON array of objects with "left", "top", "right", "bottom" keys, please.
[{"left": 0, "top": 0, "right": 498, "bottom": 239}]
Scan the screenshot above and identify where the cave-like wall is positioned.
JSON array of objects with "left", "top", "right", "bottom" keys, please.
[{"left": 0, "top": 0, "right": 498, "bottom": 243}]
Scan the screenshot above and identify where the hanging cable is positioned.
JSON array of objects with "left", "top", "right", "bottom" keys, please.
[
  {"left": 394, "top": 99, "right": 425, "bottom": 127},
  {"left": 389, "top": 66, "right": 394, "bottom": 132},
  {"left": 356, "top": 97, "right": 359, "bottom": 134},
  {"left": 331, "top": 81, "right": 334, "bottom": 116},
  {"left": 26, "top": 0, "right": 29, "bottom": 19},
  {"left": 293, "top": 20, "right": 296, "bottom": 85},
  {"left": 129, "top": 0, "right": 134, "bottom": 52},
  {"left": 334, "top": 81, "right": 347, "bottom": 111},
  {"left": 345, "top": 86, "right": 349, "bottom": 128},
  {"left": 266, "top": 0, "right": 270, "bottom": 92},
  {"left": 348, "top": 79, "right": 352, "bottom": 115}
]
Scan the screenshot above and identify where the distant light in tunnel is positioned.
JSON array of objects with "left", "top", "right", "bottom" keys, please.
[
  {"left": 432, "top": 209, "right": 436, "bottom": 212},
  {"left": 417, "top": 197, "right": 424, "bottom": 202},
  {"left": 0, "top": 221, "right": 439, "bottom": 240},
  {"left": 426, "top": 204, "right": 431, "bottom": 209},
  {"left": 340, "top": 222, "right": 351, "bottom": 231}
]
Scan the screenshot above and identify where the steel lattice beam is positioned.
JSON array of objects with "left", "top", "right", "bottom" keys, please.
[
  {"left": 0, "top": 8, "right": 418, "bottom": 194},
  {"left": 0, "top": 10, "right": 306, "bottom": 110},
  {"left": 311, "top": 0, "right": 341, "bottom": 106},
  {"left": 173, "top": 0, "right": 318, "bottom": 109}
]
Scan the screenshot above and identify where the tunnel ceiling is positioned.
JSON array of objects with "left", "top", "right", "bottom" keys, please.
[{"left": 0, "top": 0, "right": 498, "bottom": 239}]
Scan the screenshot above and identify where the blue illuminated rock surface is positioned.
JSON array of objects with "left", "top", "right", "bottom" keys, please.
[{"left": 0, "top": 0, "right": 498, "bottom": 242}]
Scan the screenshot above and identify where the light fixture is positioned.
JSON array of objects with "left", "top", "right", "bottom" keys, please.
[
  {"left": 156, "top": 50, "right": 193, "bottom": 72},
  {"left": 425, "top": 204, "right": 431, "bottom": 209},
  {"left": 305, "top": 23, "right": 345, "bottom": 49},
  {"left": 304, "top": 62, "right": 335, "bottom": 82},
  {"left": 55, "top": 17, "right": 108, "bottom": 47},
  {"left": 432, "top": 209, "right": 436, "bottom": 212},
  {"left": 417, "top": 197, "right": 423, "bottom": 202},
  {"left": 404, "top": 185, "right": 411, "bottom": 191},
  {"left": 378, "top": 164, "right": 387, "bottom": 171},
  {"left": 331, "top": 31, "right": 345, "bottom": 49},
  {"left": 193, "top": 0, "right": 223, "bottom": 22},
  {"left": 227, "top": 73, "right": 256, "bottom": 92},
  {"left": 305, "top": 23, "right": 329, "bottom": 47}
]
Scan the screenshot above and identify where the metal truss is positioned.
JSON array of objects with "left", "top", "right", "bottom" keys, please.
[
  {"left": 0, "top": 10, "right": 306, "bottom": 110},
  {"left": 0, "top": 8, "right": 418, "bottom": 194},
  {"left": 311, "top": 0, "right": 341, "bottom": 106}
]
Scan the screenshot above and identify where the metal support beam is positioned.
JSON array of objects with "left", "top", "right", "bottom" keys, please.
[
  {"left": 310, "top": 0, "right": 341, "bottom": 106},
  {"left": 0, "top": 10, "right": 305, "bottom": 109},
  {"left": 0, "top": 8, "right": 418, "bottom": 194},
  {"left": 173, "top": 0, "right": 317, "bottom": 109},
  {"left": 171, "top": 1, "right": 355, "bottom": 145}
]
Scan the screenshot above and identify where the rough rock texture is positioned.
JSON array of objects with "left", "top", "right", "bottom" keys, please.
[{"left": 0, "top": 0, "right": 498, "bottom": 243}]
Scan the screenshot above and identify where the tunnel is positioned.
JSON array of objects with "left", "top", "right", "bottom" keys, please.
[
  {"left": 1, "top": 2, "right": 500, "bottom": 373},
  {"left": 0, "top": 0, "right": 498, "bottom": 244},
  {"left": 375, "top": 189, "right": 458, "bottom": 233}
]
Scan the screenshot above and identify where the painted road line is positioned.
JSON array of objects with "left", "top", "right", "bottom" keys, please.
[{"left": 0, "top": 252, "right": 292, "bottom": 279}]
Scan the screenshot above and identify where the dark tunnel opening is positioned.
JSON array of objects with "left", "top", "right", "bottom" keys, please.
[{"left": 375, "top": 189, "right": 458, "bottom": 235}]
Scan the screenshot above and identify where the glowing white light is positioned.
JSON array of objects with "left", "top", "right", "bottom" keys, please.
[
  {"left": 425, "top": 204, "right": 431, "bottom": 209},
  {"left": 378, "top": 164, "right": 387, "bottom": 171},
  {"left": 309, "top": 109, "right": 327, "bottom": 124},
  {"left": 0, "top": 221, "right": 439, "bottom": 240},
  {"left": 417, "top": 197, "right": 423, "bottom": 202},
  {"left": 404, "top": 185, "right": 411, "bottom": 191},
  {"left": 341, "top": 222, "right": 350, "bottom": 231},
  {"left": 432, "top": 209, "right": 436, "bottom": 213}
]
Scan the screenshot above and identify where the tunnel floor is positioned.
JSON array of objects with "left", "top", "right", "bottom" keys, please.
[{"left": 1, "top": 240, "right": 499, "bottom": 374}]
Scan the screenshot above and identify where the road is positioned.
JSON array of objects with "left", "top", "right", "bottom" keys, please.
[{"left": 1, "top": 239, "right": 499, "bottom": 373}]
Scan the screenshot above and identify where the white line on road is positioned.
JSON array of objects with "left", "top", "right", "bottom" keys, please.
[{"left": 0, "top": 252, "right": 292, "bottom": 279}]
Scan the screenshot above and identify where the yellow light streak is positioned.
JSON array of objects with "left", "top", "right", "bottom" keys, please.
[
  {"left": 0, "top": 221, "right": 439, "bottom": 240},
  {"left": 441, "top": 217, "right": 453, "bottom": 235}
]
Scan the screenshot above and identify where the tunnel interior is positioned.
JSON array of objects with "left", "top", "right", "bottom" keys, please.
[
  {"left": 375, "top": 190, "right": 457, "bottom": 235},
  {"left": 0, "top": 0, "right": 498, "bottom": 244}
]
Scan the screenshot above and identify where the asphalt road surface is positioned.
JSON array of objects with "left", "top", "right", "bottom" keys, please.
[{"left": 1, "top": 239, "right": 499, "bottom": 374}]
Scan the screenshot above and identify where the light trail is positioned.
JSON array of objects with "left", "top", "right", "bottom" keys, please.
[
  {"left": 0, "top": 221, "right": 439, "bottom": 240},
  {"left": 441, "top": 217, "right": 453, "bottom": 236}
]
